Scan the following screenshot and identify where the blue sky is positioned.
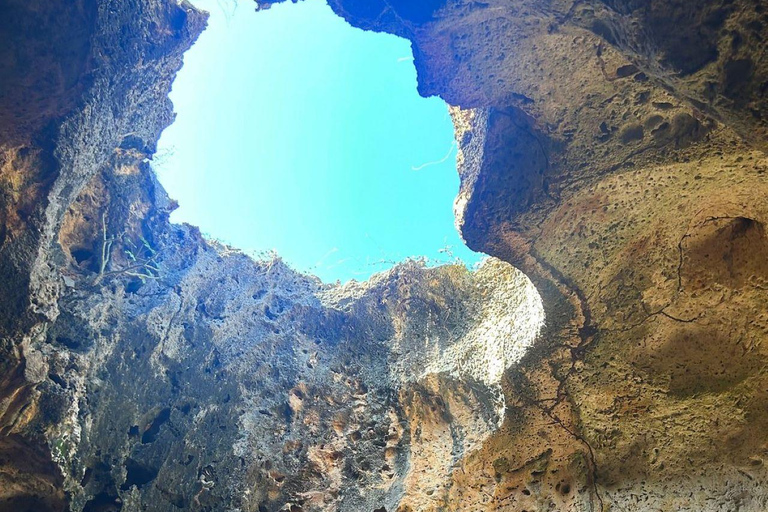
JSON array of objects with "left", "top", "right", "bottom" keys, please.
[{"left": 154, "top": 0, "right": 481, "bottom": 283}]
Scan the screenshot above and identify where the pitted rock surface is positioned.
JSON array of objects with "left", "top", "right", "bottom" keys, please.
[{"left": 0, "top": 0, "right": 767, "bottom": 511}]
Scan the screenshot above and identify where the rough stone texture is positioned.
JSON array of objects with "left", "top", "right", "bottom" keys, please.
[
  {"left": 0, "top": 0, "right": 767, "bottom": 511},
  {"left": 316, "top": 0, "right": 768, "bottom": 510},
  {"left": 0, "top": 0, "right": 208, "bottom": 509},
  {"left": 47, "top": 161, "right": 541, "bottom": 511}
]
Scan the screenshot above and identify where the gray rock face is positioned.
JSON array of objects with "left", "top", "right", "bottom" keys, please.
[
  {"left": 0, "top": 0, "right": 767, "bottom": 511},
  {"left": 51, "top": 206, "right": 539, "bottom": 511}
]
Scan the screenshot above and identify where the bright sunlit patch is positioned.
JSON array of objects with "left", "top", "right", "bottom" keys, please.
[{"left": 154, "top": 0, "right": 481, "bottom": 283}]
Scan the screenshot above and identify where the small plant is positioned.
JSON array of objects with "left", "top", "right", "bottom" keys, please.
[
  {"left": 96, "top": 212, "right": 162, "bottom": 283},
  {"left": 121, "top": 235, "right": 162, "bottom": 281},
  {"left": 50, "top": 436, "right": 73, "bottom": 465},
  {"left": 437, "top": 244, "right": 455, "bottom": 260},
  {"left": 99, "top": 211, "right": 114, "bottom": 275}
]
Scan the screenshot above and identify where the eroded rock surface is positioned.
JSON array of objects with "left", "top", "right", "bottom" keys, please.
[
  {"left": 318, "top": 0, "right": 768, "bottom": 510},
  {"left": 0, "top": 0, "right": 767, "bottom": 511},
  {"left": 6, "top": 156, "right": 541, "bottom": 512}
]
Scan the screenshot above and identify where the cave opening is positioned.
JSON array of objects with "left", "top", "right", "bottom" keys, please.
[{"left": 153, "top": 0, "right": 481, "bottom": 283}]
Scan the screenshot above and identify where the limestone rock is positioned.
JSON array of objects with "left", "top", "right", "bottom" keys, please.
[{"left": 0, "top": 0, "right": 766, "bottom": 511}]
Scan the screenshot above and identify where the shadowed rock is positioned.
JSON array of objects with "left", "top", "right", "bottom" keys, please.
[{"left": 0, "top": 0, "right": 767, "bottom": 510}]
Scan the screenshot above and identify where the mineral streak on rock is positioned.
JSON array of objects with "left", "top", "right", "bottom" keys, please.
[{"left": 0, "top": 0, "right": 767, "bottom": 511}]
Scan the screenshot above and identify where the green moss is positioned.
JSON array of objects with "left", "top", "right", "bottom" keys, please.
[{"left": 50, "top": 436, "right": 73, "bottom": 464}]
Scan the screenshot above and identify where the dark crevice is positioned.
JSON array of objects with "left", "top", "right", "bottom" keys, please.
[
  {"left": 141, "top": 407, "right": 171, "bottom": 444},
  {"left": 83, "top": 492, "right": 122, "bottom": 512},
  {"left": 524, "top": 246, "right": 604, "bottom": 512},
  {"left": 120, "top": 458, "right": 159, "bottom": 490}
]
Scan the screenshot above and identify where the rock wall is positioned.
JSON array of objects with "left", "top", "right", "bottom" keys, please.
[
  {"left": 319, "top": 0, "right": 768, "bottom": 510},
  {"left": 0, "top": 0, "right": 766, "bottom": 511}
]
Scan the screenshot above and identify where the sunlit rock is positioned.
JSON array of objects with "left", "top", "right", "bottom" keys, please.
[{"left": 0, "top": 0, "right": 766, "bottom": 510}]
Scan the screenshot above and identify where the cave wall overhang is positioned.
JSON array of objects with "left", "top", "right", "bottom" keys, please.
[{"left": 0, "top": 0, "right": 767, "bottom": 511}]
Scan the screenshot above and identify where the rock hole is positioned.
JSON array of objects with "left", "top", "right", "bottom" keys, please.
[
  {"left": 82, "top": 492, "right": 122, "bottom": 512},
  {"left": 70, "top": 247, "right": 95, "bottom": 265},
  {"left": 264, "top": 305, "right": 279, "bottom": 320},
  {"left": 81, "top": 467, "right": 94, "bottom": 487},
  {"left": 722, "top": 58, "right": 754, "bottom": 97},
  {"left": 124, "top": 279, "right": 143, "bottom": 294},
  {"left": 48, "top": 372, "right": 67, "bottom": 388},
  {"left": 615, "top": 64, "right": 638, "bottom": 78},
  {"left": 54, "top": 335, "right": 79, "bottom": 349},
  {"left": 141, "top": 407, "right": 171, "bottom": 444},
  {"left": 120, "top": 458, "right": 158, "bottom": 490}
]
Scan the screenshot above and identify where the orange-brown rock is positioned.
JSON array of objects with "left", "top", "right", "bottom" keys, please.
[{"left": 0, "top": 0, "right": 766, "bottom": 510}]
